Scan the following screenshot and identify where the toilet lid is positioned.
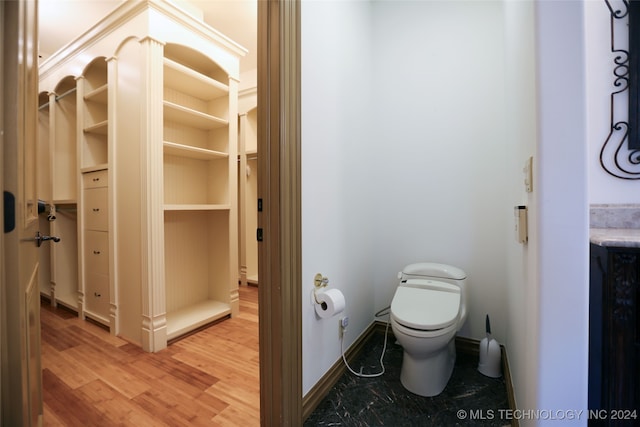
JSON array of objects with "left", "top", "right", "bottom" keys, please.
[{"left": 391, "top": 281, "right": 460, "bottom": 330}]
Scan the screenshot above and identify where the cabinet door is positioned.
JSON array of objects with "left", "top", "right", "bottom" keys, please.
[
  {"left": 602, "top": 249, "right": 639, "bottom": 415},
  {"left": 589, "top": 244, "right": 607, "bottom": 413},
  {"left": 85, "top": 273, "right": 109, "bottom": 318},
  {"left": 84, "top": 230, "right": 108, "bottom": 276},
  {"left": 83, "top": 187, "right": 108, "bottom": 231},
  {"left": 82, "top": 169, "right": 108, "bottom": 189}
]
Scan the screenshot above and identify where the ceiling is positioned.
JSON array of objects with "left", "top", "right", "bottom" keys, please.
[{"left": 38, "top": 0, "right": 257, "bottom": 73}]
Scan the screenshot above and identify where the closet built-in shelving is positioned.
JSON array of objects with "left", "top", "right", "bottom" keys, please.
[
  {"left": 238, "top": 100, "right": 258, "bottom": 286},
  {"left": 78, "top": 57, "right": 111, "bottom": 328},
  {"left": 46, "top": 76, "right": 80, "bottom": 311},
  {"left": 38, "top": 0, "right": 245, "bottom": 352},
  {"left": 37, "top": 93, "right": 53, "bottom": 298},
  {"left": 162, "top": 45, "right": 234, "bottom": 341},
  {"left": 81, "top": 57, "right": 108, "bottom": 171},
  {"left": 52, "top": 77, "right": 77, "bottom": 204}
]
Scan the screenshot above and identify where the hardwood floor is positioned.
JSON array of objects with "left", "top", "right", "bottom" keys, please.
[{"left": 40, "top": 285, "right": 260, "bottom": 426}]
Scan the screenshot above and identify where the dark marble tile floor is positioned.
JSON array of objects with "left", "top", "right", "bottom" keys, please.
[{"left": 304, "top": 331, "right": 511, "bottom": 427}]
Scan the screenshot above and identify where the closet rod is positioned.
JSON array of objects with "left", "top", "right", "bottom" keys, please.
[
  {"left": 38, "top": 102, "right": 50, "bottom": 111},
  {"left": 55, "top": 87, "right": 77, "bottom": 102}
]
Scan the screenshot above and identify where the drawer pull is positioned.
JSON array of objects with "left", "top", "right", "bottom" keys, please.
[
  {"left": 92, "top": 208, "right": 100, "bottom": 212},
  {"left": 92, "top": 177, "right": 100, "bottom": 182},
  {"left": 94, "top": 292, "right": 101, "bottom": 298},
  {"left": 93, "top": 250, "right": 101, "bottom": 255}
]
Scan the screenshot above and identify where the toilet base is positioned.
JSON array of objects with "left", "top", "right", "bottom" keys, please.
[{"left": 400, "top": 338, "right": 456, "bottom": 397}]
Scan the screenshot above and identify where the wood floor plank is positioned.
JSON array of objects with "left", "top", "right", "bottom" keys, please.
[
  {"left": 42, "top": 403, "right": 67, "bottom": 427},
  {"left": 40, "top": 320, "right": 86, "bottom": 351},
  {"left": 131, "top": 385, "right": 219, "bottom": 425},
  {"left": 40, "top": 342, "right": 99, "bottom": 389},
  {"left": 76, "top": 379, "right": 166, "bottom": 426},
  {"left": 211, "top": 404, "right": 260, "bottom": 427},
  {"left": 42, "top": 369, "right": 109, "bottom": 427},
  {"left": 169, "top": 344, "right": 259, "bottom": 386},
  {"left": 42, "top": 285, "right": 260, "bottom": 426},
  {"left": 62, "top": 324, "right": 131, "bottom": 363},
  {"left": 207, "top": 381, "right": 260, "bottom": 414},
  {"left": 91, "top": 362, "right": 153, "bottom": 399},
  {"left": 144, "top": 352, "right": 220, "bottom": 392}
]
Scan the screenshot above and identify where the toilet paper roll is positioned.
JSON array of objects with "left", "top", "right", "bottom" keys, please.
[{"left": 314, "top": 289, "right": 346, "bottom": 319}]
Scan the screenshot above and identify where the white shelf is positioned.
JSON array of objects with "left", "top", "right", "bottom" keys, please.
[
  {"left": 81, "top": 164, "right": 108, "bottom": 174},
  {"left": 163, "top": 101, "right": 227, "bottom": 130},
  {"left": 84, "top": 84, "right": 108, "bottom": 104},
  {"left": 52, "top": 199, "right": 77, "bottom": 205},
  {"left": 84, "top": 120, "right": 108, "bottom": 135},
  {"left": 163, "top": 58, "right": 228, "bottom": 100},
  {"left": 166, "top": 299, "right": 231, "bottom": 340},
  {"left": 164, "top": 204, "right": 230, "bottom": 211},
  {"left": 164, "top": 141, "right": 228, "bottom": 160}
]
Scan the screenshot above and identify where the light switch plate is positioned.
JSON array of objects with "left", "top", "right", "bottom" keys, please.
[{"left": 515, "top": 205, "right": 528, "bottom": 244}]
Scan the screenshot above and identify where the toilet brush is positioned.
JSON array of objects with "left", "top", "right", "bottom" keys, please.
[
  {"left": 484, "top": 314, "right": 491, "bottom": 351},
  {"left": 478, "top": 314, "right": 502, "bottom": 378}
]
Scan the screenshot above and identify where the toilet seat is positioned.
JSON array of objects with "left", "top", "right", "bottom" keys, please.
[{"left": 391, "top": 280, "right": 460, "bottom": 331}]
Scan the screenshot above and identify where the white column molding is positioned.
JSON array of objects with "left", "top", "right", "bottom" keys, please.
[
  {"left": 139, "top": 36, "right": 167, "bottom": 352},
  {"left": 46, "top": 91, "right": 59, "bottom": 309},
  {"left": 228, "top": 76, "right": 240, "bottom": 316},
  {"left": 238, "top": 112, "right": 248, "bottom": 288},
  {"left": 74, "top": 76, "right": 86, "bottom": 321},
  {"left": 106, "top": 56, "right": 118, "bottom": 335}
]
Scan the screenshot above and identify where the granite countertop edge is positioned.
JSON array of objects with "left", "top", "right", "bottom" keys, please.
[{"left": 590, "top": 228, "right": 640, "bottom": 248}]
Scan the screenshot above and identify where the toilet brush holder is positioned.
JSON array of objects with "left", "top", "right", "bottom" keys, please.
[
  {"left": 478, "top": 337, "right": 502, "bottom": 378},
  {"left": 478, "top": 314, "right": 502, "bottom": 378}
]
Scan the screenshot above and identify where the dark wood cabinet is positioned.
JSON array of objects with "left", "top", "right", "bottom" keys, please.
[{"left": 589, "top": 243, "right": 640, "bottom": 425}]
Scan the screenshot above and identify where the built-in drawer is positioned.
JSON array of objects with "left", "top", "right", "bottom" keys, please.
[
  {"left": 84, "top": 230, "right": 108, "bottom": 276},
  {"left": 83, "top": 187, "right": 108, "bottom": 231},
  {"left": 84, "top": 272, "right": 110, "bottom": 320},
  {"left": 82, "top": 169, "right": 108, "bottom": 189}
]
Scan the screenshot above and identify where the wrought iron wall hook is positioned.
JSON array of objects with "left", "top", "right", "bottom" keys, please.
[
  {"left": 604, "top": 0, "right": 629, "bottom": 19},
  {"left": 601, "top": 0, "right": 640, "bottom": 179}
]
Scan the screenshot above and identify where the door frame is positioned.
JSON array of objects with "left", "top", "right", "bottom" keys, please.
[
  {"left": 1, "top": 0, "right": 302, "bottom": 423},
  {"left": 257, "top": 0, "right": 302, "bottom": 424},
  {"left": 0, "top": 0, "right": 5, "bottom": 418}
]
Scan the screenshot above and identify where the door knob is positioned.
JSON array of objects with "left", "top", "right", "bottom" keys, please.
[{"left": 35, "top": 231, "right": 61, "bottom": 247}]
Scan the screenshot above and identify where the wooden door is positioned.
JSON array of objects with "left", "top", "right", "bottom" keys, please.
[{"left": 1, "top": 0, "right": 43, "bottom": 425}]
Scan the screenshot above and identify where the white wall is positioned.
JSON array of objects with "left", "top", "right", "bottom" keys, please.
[
  {"left": 301, "top": 0, "right": 376, "bottom": 395},
  {"left": 302, "top": 0, "right": 512, "bottom": 395},
  {"left": 368, "top": 0, "right": 509, "bottom": 342},
  {"left": 586, "top": 0, "right": 640, "bottom": 202},
  {"left": 535, "top": 1, "right": 589, "bottom": 424},
  {"left": 502, "top": 0, "right": 538, "bottom": 418}
]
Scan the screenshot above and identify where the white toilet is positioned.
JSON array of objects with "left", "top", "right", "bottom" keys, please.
[{"left": 390, "top": 262, "right": 468, "bottom": 397}]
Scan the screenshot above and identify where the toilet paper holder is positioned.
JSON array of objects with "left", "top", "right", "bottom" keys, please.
[
  {"left": 312, "top": 274, "right": 346, "bottom": 319},
  {"left": 313, "top": 273, "right": 329, "bottom": 304}
]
